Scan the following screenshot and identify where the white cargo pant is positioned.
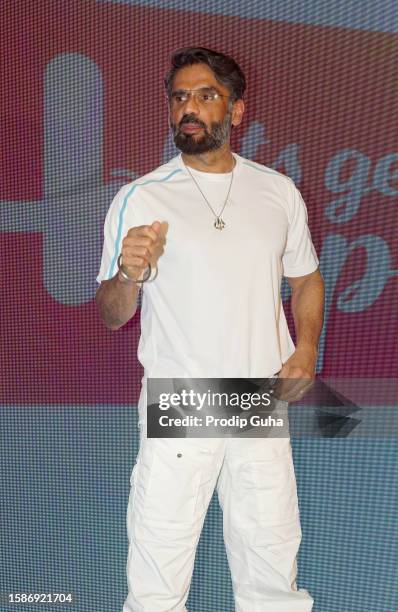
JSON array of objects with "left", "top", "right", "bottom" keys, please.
[{"left": 123, "top": 385, "right": 314, "bottom": 612}]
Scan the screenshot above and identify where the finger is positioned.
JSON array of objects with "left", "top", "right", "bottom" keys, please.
[
  {"left": 272, "top": 379, "right": 289, "bottom": 401},
  {"left": 273, "top": 376, "right": 303, "bottom": 401},
  {"left": 123, "top": 256, "right": 148, "bottom": 269},
  {"left": 132, "top": 236, "right": 155, "bottom": 246},
  {"left": 122, "top": 243, "right": 152, "bottom": 260},
  {"left": 122, "top": 251, "right": 152, "bottom": 266},
  {"left": 299, "top": 379, "right": 315, "bottom": 397},
  {"left": 128, "top": 224, "right": 159, "bottom": 242},
  {"left": 123, "top": 239, "right": 155, "bottom": 258},
  {"left": 282, "top": 379, "right": 313, "bottom": 402},
  {"left": 151, "top": 220, "right": 161, "bottom": 233},
  {"left": 121, "top": 238, "right": 156, "bottom": 259}
]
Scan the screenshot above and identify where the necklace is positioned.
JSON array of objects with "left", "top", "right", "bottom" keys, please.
[{"left": 182, "top": 157, "right": 235, "bottom": 230}]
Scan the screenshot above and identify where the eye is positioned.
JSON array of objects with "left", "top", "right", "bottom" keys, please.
[
  {"left": 171, "top": 93, "right": 186, "bottom": 103},
  {"left": 201, "top": 93, "right": 213, "bottom": 102}
]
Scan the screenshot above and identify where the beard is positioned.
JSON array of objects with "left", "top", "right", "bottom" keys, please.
[{"left": 170, "top": 111, "right": 233, "bottom": 154}]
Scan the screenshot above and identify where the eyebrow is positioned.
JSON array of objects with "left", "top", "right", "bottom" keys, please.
[{"left": 171, "top": 86, "right": 219, "bottom": 94}]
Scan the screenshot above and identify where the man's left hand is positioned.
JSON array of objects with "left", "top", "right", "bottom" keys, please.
[{"left": 273, "top": 344, "right": 317, "bottom": 402}]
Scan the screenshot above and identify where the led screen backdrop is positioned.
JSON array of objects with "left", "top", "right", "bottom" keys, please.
[{"left": 1, "top": 1, "right": 397, "bottom": 611}]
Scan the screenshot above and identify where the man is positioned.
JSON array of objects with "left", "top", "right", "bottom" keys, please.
[{"left": 96, "top": 47, "right": 324, "bottom": 612}]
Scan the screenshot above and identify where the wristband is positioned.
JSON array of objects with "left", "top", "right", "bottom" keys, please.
[{"left": 117, "top": 254, "right": 156, "bottom": 284}]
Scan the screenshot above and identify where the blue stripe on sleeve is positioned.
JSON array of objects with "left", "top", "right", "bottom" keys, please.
[{"left": 107, "top": 168, "right": 182, "bottom": 280}]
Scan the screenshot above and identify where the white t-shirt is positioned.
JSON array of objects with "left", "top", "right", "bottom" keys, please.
[{"left": 96, "top": 152, "right": 319, "bottom": 378}]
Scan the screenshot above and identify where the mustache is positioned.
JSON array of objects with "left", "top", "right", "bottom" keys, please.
[{"left": 179, "top": 117, "right": 206, "bottom": 128}]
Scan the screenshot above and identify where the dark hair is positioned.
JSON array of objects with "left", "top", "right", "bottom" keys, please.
[{"left": 164, "top": 46, "right": 246, "bottom": 103}]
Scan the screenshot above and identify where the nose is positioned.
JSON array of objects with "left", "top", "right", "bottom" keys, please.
[{"left": 181, "top": 92, "right": 201, "bottom": 115}]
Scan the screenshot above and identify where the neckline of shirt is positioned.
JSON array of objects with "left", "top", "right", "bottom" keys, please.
[{"left": 177, "top": 151, "right": 242, "bottom": 181}]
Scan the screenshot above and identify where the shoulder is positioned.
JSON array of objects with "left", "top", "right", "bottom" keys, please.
[
  {"left": 107, "top": 156, "right": 183, "bottom": 212},
  {"left": 238, "top": 154, "right": 295, "bottom": 188},
  {"left": 237, "top": 155, "right": 297, "bottom": 206},
  {"left": 128, "top": 155, "right": 183, "bottom": 191},
  {"left": 237, "top": 154, "right": 298, "bottom": 219}
]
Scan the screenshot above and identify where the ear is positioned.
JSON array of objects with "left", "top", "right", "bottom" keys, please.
[{"left": 231, "top": 99, "right": 245, "bottom": 128}]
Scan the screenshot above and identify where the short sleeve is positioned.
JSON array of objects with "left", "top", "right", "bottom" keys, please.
[
  {"left": 282, "top": 182, "right": 320, "bottom": 278},
  {"left": 96, "top": 183, "right": 132, "bottom": 284}
]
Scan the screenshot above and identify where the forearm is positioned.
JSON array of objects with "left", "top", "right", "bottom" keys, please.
[
  {"left": 95, "top": 272, "right": 140, "bottom": 330},
  {"left": 290, "top": 277, "right": 325, "bottom": 353}
]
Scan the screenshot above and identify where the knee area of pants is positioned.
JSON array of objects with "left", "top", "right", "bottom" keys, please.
[{"left": 224, "top": 512, "right": 301, "bottom": 547}]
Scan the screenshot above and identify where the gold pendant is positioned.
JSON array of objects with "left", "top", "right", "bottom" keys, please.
[{"left": 214, "top": 217, "right": 226, "bottom": 230}]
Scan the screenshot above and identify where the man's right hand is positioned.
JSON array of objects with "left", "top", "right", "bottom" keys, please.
[{"left": 121, "top": 221, "right": 167, "bottom": 281}]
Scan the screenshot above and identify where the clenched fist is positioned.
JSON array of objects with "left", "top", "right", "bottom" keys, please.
[{"left": 120, "top": 221, "right": 167, "bottom": 282}]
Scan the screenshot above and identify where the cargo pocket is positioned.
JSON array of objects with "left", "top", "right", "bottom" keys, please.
[
  {"left": 143, "top": 443, "right": 203, "bottom": 527},
  {"left": 238, "top": 450, "right": 300, "bottom": 526}
]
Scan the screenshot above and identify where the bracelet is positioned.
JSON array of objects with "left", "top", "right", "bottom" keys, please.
[{"left": 117, "top": 254, "right": 155, "bottom": 284}]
